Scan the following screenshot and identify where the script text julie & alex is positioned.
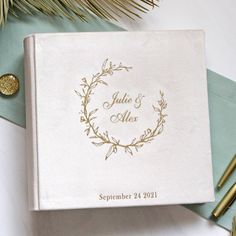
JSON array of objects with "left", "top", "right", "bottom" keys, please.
[{"left": 102, "top": 91, "right": 145, "bottom": 123}]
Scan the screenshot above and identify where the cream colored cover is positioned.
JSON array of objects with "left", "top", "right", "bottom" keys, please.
[{"left": 24, "top": 31, "right": 214, "bottom": 211}]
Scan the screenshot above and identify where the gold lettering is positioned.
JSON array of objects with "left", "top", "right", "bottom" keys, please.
[
  {"left": 134, "top": 93, "right": 145, "bottom": 109},
  {"left": 110, "top": 110, "right": 138, "bottom": 123},
  {"left": 103, "top": 91, "right": 132, "bottom": 110}
]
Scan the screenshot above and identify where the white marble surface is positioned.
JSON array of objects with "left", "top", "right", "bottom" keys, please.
[
  {"left": 0, "top": 118, "right": 229, "bottom": 236},
  {"left": 1, "top": 0, "right": 236, "bottom": 235}
]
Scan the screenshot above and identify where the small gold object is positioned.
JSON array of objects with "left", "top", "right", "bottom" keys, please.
[
  {"left": 217, "top": 154, "right": 236, "bottom": 189},
  {"left": 212, "top": 183, "right": 236, "bottom": 219},
  {"left": 0, "top": 74, "right": 19, "bottom": 96},
  {"left": 232, "top": 216, "right": 236, "bottom": 236}
]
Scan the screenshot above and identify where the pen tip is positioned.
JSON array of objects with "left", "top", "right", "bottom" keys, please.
[
  {"left": 216, "top": 184, "right": 222, "bottom": 190},
  {"left": 211, "top": 212, "right": 218, "bottom": 220},
  {"left": 232, "top": 216, "right": 236, "bottom": 236}
]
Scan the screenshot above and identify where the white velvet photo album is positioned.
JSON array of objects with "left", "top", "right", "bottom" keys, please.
[{"left": 24, "top": 31, "right": 214, "bottom": 211}]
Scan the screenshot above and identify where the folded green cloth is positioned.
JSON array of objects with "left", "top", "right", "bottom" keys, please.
[
  {"left": 0, "top": 15, "right": 235, "bottom": 231},
  {"left": 0, "top": 14, "right": 122, "bottom": 127},
  {"left": 186, "top": 70, "right": 236, "bottom": 231}
]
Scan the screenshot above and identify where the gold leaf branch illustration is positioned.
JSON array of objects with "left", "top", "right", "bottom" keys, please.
[{"left": 75, "top": 59, "right": 167, "bottom": 160}]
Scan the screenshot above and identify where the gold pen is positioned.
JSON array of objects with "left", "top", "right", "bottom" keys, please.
[
  {"left": 217, "top": 154, "right": 236, "bottom": 190},
  {"left": 212, "top": 183, "right": 236, "bottom": 219},
  {"left": 232, "top": 216, "right": 236, "bottom": 236}
]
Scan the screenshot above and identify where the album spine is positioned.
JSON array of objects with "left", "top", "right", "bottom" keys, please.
[{"left": 24, "top": 35, "right": 40, "bottom": 210}]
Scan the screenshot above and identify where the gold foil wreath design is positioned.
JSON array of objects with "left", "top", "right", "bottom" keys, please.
[{"left": 75, "top": 59, "right": 167, "bottom": 160}]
